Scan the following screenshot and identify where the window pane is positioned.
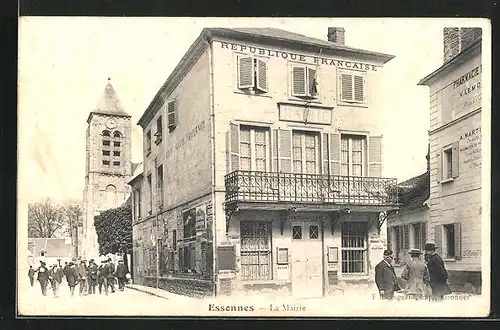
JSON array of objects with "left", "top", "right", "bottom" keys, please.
[
  {"left": 240, "top": 142, "right": 251, "bottom": 157},
  {"left": 292, "top": 226, "right": 302, "bottom": 239},
  {"left": 241, "top": 158, "right": 251, "bottom": 171},
  {"left": 352, "top": 164, "right": 362, "bottom": 176},
  {"left": 254, "top": 130, "right": 266, "bottom": 144},
  {"left": 309, "top": 225, "right": 319, "bottom": 239},
  {"left": 240, "top": 128, "right": 251, "bottom": 142}
]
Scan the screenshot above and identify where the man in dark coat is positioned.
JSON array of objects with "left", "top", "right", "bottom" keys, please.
[
  {"left": 36, "top": 261, "right": 49, "bottom": 296},
  {"left": 65, "top": 261, "right": 79, "bottom": 296},
  {"left": 87, "top": 259, "right": 98, "bottom": 294},
  {"left": 49, "top": 264, "right": 64, "bottom": 297},
  {"left": 115, "top": 259, "right": 128, "bottom": 291},
  {"left": 98, "top": 259, "right": 109, "bottom": 295},
  {"left": 77, "top": 260, "right": 88, "bottom": 296},
  {"left": 28, "top": 266, "right": 35, "bottom": 287},
  {"left": 375, "top": 249, "right": 401, "bottom": 300},
  {"left": 424, "top": 243, "right": 452, "bottom": 300},
  {"left": 107, "top": 257, "right": 116, "bottom": 293}
]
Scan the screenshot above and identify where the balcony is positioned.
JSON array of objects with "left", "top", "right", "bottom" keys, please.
[{"left": 224, "top": 170, "right": 399, "bottom": 210}]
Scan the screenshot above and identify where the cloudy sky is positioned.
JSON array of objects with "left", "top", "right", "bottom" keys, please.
[{"left": 18, "top": 17, "right": 482, "bottom": 204}]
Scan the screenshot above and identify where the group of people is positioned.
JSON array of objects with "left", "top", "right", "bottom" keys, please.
[
  {"left": 375, "top": 243, "right": 452, "bottom": 301},
  {"left": 28, "top": 257, "right": 130, "bottom": 298}
]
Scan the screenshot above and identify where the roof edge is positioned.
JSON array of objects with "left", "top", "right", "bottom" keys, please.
[{"left": 87, "top": 111, "right": 132, "bottom": 124}]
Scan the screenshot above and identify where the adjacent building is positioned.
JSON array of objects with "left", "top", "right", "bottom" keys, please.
[
  {"left": 28, "top": 237, "right": 73, "bottom": 267},
  {"left": 79, "top": 81, "right": 138, "bottom": 259},
  {"left": 418, "top": 27, "right": 482, "bottom": 293},
  {"left": 131, "top": 27, "right": 399, "bottom": 298}
]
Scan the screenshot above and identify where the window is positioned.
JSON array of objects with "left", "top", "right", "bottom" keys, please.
[
  {"left": 292, "top": 226, "right": 302, "bottom": 240},
  {"left": 341, "top": 135, "right": 366, "bottom": 176},
  {"left": 183, "top": 208, "right": 196, "bottom": 238},
  {"left": 179, "top": 243, "right": 196, "bottom": 273},
  {"left": 411, "top": 222, "right": 427, "bottom": 250},
  {"left": 392, "top": 226, "right": 401, "bottom": 264},
  {"left": 403, "top": 224, "right": 410, "bottom": 249},
  {"left": 156, "top": 165, "right": 163, "bottom": 207},
  {"left": 103, "top": 140, "right": 110, "bottom": 147},
  {"left": 114, "top": 141, "right": 121, "bottom": 147},
  {"left": 146, "top": 130, "right": 152, "bottom": 153},
  {"left": 341, "top": 222, "right": 367, "bottom": 274},
  {"left": 172, "top": 230, "right": 177, "bottom": 251},
  {"left": 113, "top": 151, "right": 120, "bottom": 157},
  {"left": 147, "top": 174, "right": 153, "bottom": 213},
  {"left": 133, "top": 188, "right": 141, "bottom": 220},
  {"left": 167, "top": 101, "right": 177, "bottom": 132},
  {"left": 443, "top": 224, "right": 455, "bottom": 258},
  {"left": 155, "top": 116, "right": 163, "bottom": 143},
  {"left": 240, "top": 221, "right": 272, "bottom": 281},
  {"left": 102, "top": 130, "right": 111, "bottom": 147},
  {"left": 113, "top": 161, "right": 120, "bottom": 166},
  {"left": 291, "top": 65, "right": 318, "bottom": 99},
  {"left": 237, "top": 56, "right": 268, "bottom": 93},
  {"left": 239, "top": 126, "right": 270, "bottom": 171},
  {"left": 113, "top": 132, "right": 121, "bottom": 138},
  {"left": 340, "top": 70, "right": 365, "bottom": 103},
  {"left": 102, "top": 150, "right": 110, "bottom": 156},
  {"left": 309, "top": 225, "right": 319, "bottom": 239},
  {"left": 292, "top": 131, "right": 320, "bottom": 174},
  {"left": 105, "top": 185, "right": 117, "bottom": 210},
  {"left": 103, "top": 160, "right": 110, "bottom": 166}
]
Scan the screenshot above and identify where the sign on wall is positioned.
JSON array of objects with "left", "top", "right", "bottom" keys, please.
[
  {"left": 183, "top": 208, "right": 196, "bottom": 238},
  {"left": 442, "top": 65, "right": 482, "bottom": 118},
  {"left": 278, "top": 103, "right": 332, "bottom": 125},
  {"left": 459, "top": 126, "right": 481, "bottom": 169}
]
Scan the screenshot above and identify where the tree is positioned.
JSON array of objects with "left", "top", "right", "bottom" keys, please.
[
  {"left": 28, "top": 198, "right": 67, "bottom": 238},
  {"left": 64, "top": 203, "right": 82, "bottom": 258}
]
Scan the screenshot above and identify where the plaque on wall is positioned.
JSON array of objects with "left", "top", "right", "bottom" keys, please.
[
  {"left": 278, "top": 102, "right": 333, "bottom": 125},
  {"left": 277, "top": 247, "right": 289, "bottom": 265},
  {"left": 328, "top": 246, "right": 339, "bottom": 263},
  {"left": 217, "top": 245, "right": 236, "bottom": 271}
]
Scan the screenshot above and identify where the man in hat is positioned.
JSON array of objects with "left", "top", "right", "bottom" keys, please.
[
  {"left": 401, "top": 249, "right": 430, "bottom": 299},
  {"left": 65, "top": 261, "right": 79, "bottom": 296},
  {"left": 77, "top": 260, "right": 88, "bottom": 296},
  {"left": 115, "top": 259, "right": 128, "bottom": 291},
  {"left": 36, "top": 261, "right": 49, "bottom": 296},
  {"left": 98, "top": 259, "right": 109, "bottom": 295},
  {"left": 28, "top": 265, "right": 35, "bottom": 287},
  {"left": 49, "top": 263, "right": 64, "bottom": 297},
  {"left": 424, "top": 243, "right": 451, "bottom": 300},
  {"left": 107, "top": 257, "right": 116, "bottom": 293},
  {"left": 375, "top": 250, "right": 401, "bottom": 300},
  {"left": 87, "top": 259, "right": 98, "bottom": 294}
]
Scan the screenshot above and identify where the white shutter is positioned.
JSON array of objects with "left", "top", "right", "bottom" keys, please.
[
  {"left": 321, "top": 133, "right": 329, "bottom": 175},
  {"left": 353, "top": 75, "right": 364, "bottom": 102},
  {"left": 436, "top": 152, "right": 442, "bottom": 183},
  {"left": 229, "top": 123, "right": 240, "bottom": 172},
  {"left": 368, "top": 136, "right": 383, "bottom": 177},
  {"left": 452, "top": 141, "right": 459, "bottom": 178},
  {"left": 329, "top": 133, "right": 341, "bottom": 176},
  {"left": 279, "top": 129, "right": 292, "bottom": 173},
  {"left": 167, "top": 100, "right": 176, "bottom": 131},
  {"left": 272, "top": 129, "right": 279, "bottom": 172},
  {"left": 292, "top": 67, "right": 307, "bottom": 97},
  {"left": 238, "top": 56, "right": 254, "bottom": 89},
  {"left": 340, "top": 73, "right": 353, "bottom": 102},
  {"left": 256, "top": 59, "right": 268, "bottom": 93},
  {"left": 454, "top": 222, "right": 462, "bottom": 260},
  {"left": 308, "top": 67, "right": 317, "bottom": 97}
]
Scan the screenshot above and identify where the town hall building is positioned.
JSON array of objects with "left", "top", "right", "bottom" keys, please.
[{"left": 130, "top": 27, "right": 400, "bottom": 298}]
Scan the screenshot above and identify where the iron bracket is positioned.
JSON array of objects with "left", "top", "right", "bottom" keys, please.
[
  {"left": 377, "top": 211, "right": 388, "bottom": 235},
  {"left": 223, "top": 203, "right": 239, "bottom": 235}
]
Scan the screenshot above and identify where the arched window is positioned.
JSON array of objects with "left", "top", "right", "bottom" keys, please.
[
  {"left": 105, "top": 184, "right": 117, "bottom": 210},
  {"left": 102, "top": 130, "right": 111, "bottom": 147},
  {"left": 113, "top": 131, "right": 121, "bottom": 138},
  {"left": 113, "top": 131, "right": 122, "bottom": 149},
  {"left": 103, "top": 131, "right": 111, "bottom": 137}
]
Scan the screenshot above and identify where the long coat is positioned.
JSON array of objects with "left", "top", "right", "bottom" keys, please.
[
  {"left": 401, "top": 259, "right": 430, "bottom": 296},
  {"left": 87, "top": 264, "right": 98, "bottom": 285},
  {"left": 78, "top": 264, "right": 87, "bottom": 280},
  {"left": 36, "top": 266, "right": 49, "bottom": 282},
  {"left": 49, "top": 267, "right": 64, "bottom": 284},
  {"left": 65, "top": 265, "right": 79, "bottom": 287},
  {"left": 116, "top": 264, "right": 128, "bottom": 278},
  {"left": 426, "top": 253, "right": 452, "bottom": 296},
  {"left": 375, "top": 260, "right": 401, "bottom": 292}
]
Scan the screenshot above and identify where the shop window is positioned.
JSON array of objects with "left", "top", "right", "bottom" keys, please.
[
  {"left": 237, "top": 56, "right": 268, "bottom": 93},
  {"left": 240, "top": 221, "right": 272, "bottom": 281},
  {"left": 292, "top": 225, "right": 302, "bottom": 240},
  {"left": 341, "top": 222, "right": 367, "bottom": 274},
  {"left": 179, "top": 243, "right": 196, "bottom": 273}
]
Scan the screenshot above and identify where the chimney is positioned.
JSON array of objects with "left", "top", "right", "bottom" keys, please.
[
  {"left": 328, "top": 27, "right": 345, "bottom": 45},
  {"left": 443, "top": 27, "right": 482, "bottom": 63}
]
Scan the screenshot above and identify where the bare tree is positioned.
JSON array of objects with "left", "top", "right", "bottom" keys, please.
[
  {"left": 28, "top": 199, "right": 67, "bottom": 238},
  {"left": 64, "top": 203, "right": 82, "bottom": 258}
]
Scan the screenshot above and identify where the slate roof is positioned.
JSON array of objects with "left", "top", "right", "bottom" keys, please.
[
  {"left": 397, "top": 171, "right": 430, "bottom": 212},
  {"left": 87, "top": 82, "right": 131, "bottom": 122},
  {"left": 28, "top": 238, "right": 73, "bottom": 258}
]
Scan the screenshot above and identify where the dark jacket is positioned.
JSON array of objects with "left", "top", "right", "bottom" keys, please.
[
  {"left": 28, "top": 268, "right": 35, "bottom": 278},
  {"left": 98, "top": 264, "right": 109, "bottom": 278},
  {"left": 401, "top": 259, "right": 430, "bottom": 295},
  {"left": 426, "top": 253, "right": 452, "bottom": 295},
  {"left": 78, "top": 264, "right": 87, "bottom": 279},
  {"left": 375, "top": 260, "right": 401, "bottom": 292},
  {"left": 49, "top": 267, "right": 64, "bottom": 284},
  {"left": 107, "top": 262, "right": 115, "bottom": 278},
  {"left": 65, "top": 265, "right": 79, "bottom": 287},
  {"left": 88, "top": 264, "right": 99, "bottom": 281},
  {"left": 116, "top": 263, "right": 128, "bottom": 278},
  {"left": 36, "top": 266, "right": 49, "bottom": 282}
]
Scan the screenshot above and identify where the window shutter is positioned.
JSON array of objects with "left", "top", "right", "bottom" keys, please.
[
  {"left": 256, "top": 59, "right": 268, "bottom": 93},
  {"left": 321, "top": 133, "right": 329, "bottom": 175},
  {"left": 353, "top": 75, "right": 364, "bottom": 102},
  {"left": 238, "top": 56, "right": 254, "bottom": 89},
  {"left": 229, "top": 123, "right": 240, "bottom": 172},
  {"left": 403, "top": 224, "right": 410, "bottom": 249},
  {"left": 436, "top": 152, "right": 442, "bottom": 183},
  {"left": 454, "top": 222, "right": 462, "bottom": 260},
  {"left": 308, "top": 67, "right": 317, "bottom": 97},
  {"left": 434, "top": 225, "right": 442, "bottom": 252},
  {"left": 368, "top": 136, "right": 382, "bottom": 177},
  {"left": 452, "top": 141, "right": 459, "bottom": 178},
  {"left": 399, "top": 225, "right": 404, "bottom": 252},
  {"left": 292, "top": 67, "right": 307, "bottom": 96},
  {"left": 167, "top": 100, "right": 177, "bottom": 131},
  {"left": 272, "top": 129, "right": 279, "bottom": 172},
  {"left": 421, "top": 222, "right": 427, "bottom": 250},
  {"left": 387, "top": 227, "right": 392, "bottom": 250},
  {"left": 340, "top": 73, "right": 353, "bottom": 102},
  {"left": 329, "top": 133, "right": 341, "bottom": 175},
  {"left": 279, "top": 129, "right": 292, "bottom": 173}
]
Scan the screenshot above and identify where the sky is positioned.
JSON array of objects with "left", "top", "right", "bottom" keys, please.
[{"left": 19, "top": 17, "right": 468, "bottom": 204}]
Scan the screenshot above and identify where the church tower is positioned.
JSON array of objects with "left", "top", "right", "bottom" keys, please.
[{"left": 80, "top": 79, "right": 133, "bottom": 259}]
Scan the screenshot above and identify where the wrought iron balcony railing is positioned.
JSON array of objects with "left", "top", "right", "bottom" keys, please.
[{"left": 225, "top": 170, "right": 398, "bottom": 206}]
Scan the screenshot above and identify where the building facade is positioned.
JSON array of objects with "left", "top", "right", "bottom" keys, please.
[
  {"left": 418, "top": 27, "right": 482, "bottom": 293},
  {"left": 28, "top": 237, "right": 73, "bottom": 267},
  {"left": 79, "top": 81, "right": 136, "bottom": 259},
  {"left": 131, "top": 27, "right": 399, "bottom": 298}
]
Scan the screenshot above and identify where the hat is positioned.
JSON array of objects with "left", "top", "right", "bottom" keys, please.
[
  {"left": 383, "top": 249, "right": 393, "bottom": 256},
  {"left": 424, "top": 243, "right": 437, "bottom": 251},
  {"left": 69, "top": 262, "right": 74, "bottom": 266},
  {"left": 108, "top": 257, "right": 112, "bottom": 262},
  {"left": 89, "top": 259, "right": 94, "bottom": 263},
  {"left": 408, "top": 248, "right": 422, "bottom": 255},
  {"left": 118, "top": 259, "right": 124, "bottom": 263}
]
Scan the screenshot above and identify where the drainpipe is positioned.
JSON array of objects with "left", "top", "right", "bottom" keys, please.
[
  {"left": 204, "top": 32, "right": 218, "bottom": 298},
  {"left": 156, "top": 212, "right": 160, "bottom": 289}
]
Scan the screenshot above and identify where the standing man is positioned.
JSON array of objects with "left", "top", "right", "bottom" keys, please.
[
  {"left": 424, "top": 243, "right": 452, "bottom": 301},
  {"left": 98, "top": 259, "right": 109, "bottom": 295},
  {"left": 400, "top": 249, "right": 430, "bottom": 300},
  {"left": 107, "top": 257, "right": 116, "bottom": 293},
  {"left": 375, "top": 250, "right": 401, "bottom": 300},
  {"left": 65, "top": 261, "right": 79, "bottom": 296},
  {"left": 77, "top": 260, "right": 88, "bottom": 296},
  {"left": 36, "top": 261, "right": 49, "bottom": 296},
  {"left": 87, "top": 259, "right": 98, "bottom": 294},
  {"left": 28, "top": 266, "right": 35, "bottom": 287},
  {"left": 115, "top": 259, "right": 128, "bottom": 291},
  {"left": 49, "top": 263, "right": 64, "bottom": 297}
]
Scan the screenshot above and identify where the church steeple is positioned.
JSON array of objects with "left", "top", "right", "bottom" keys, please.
[{"left": 87, "top": 79, "right": 131, "bottom": 123}]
